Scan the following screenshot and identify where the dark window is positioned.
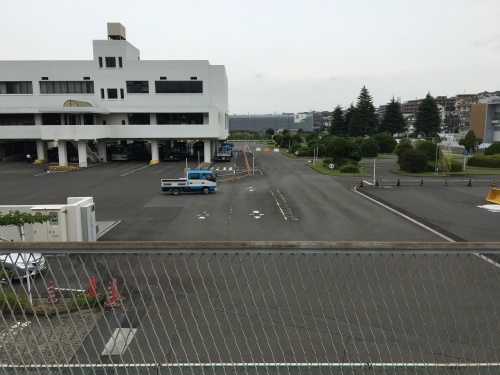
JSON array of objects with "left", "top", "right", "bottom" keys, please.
[
  {"left": 0, "top": 81, "right": 33, "bottom": 94},
  {"left": 160, "top": 77, "right": 166, "bottom": 80},
  {"left": 156, "top": 113, "right": 204, "bottom": 125},
  {"left": 121, "top": 120, "right": 126, "bottom": 125},
  {"left": 42, "top": 113, "right": 61, "bottom": 125},
  {"left": 83, "top": 114, "right": 94, "bottom": 125},
  {"left": 101, "top": 89, "right": 105, "bottom": 99},
  {"left": 120, "top": 88, "right": 124, "bottom": 99},
  {"left": 190, "top": 173, "right": 200, "bottom": 180},
  {"left": 39, "top": 81, "right": 94, "bottom": 94},
  {"left": 83, "top": 77, "right": 90, "bottom": 80},
  {"left": 102, "top": 120, "right": 106, "bottom": 125},
  {"left": 41, "top": 77, "right": 48, "bottom": 80},
  {"left": 98, "top": 57, "right": 103, "bottom": 68},
  {"left": 105, "top": 57, "right": 116, "bottom": 68},
  {"left": 155, "top": 81, "right": 203, "bottom": 93},
  {"left": 127, "top": 113, "right": 150, "bottom": 125},
  {"left": 119, "top": 57, "right": 123, "bottom": 68},
  {"left": 0, "top": 114, "right": 35, "bottom": 125},
  {"left": 126, "top": 81, "right": 149, "bottom": 93},
  {"left": 190, "top": 77, "right": 197, "bottom": 80},
  {"left": 107, "top": 88, "right": 118, "bottom": 99}
]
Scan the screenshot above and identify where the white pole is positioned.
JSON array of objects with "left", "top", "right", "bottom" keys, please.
[
  {"left": 19, "top": 225, "right": 32, "bottom": 304},
  {"left": 373, "top": 158, "right": 376, "bottom": 186},
  {"left": 464, "top": 154, "right": 466, "bottom": 171}
]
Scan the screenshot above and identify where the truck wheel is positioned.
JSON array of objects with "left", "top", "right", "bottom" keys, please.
[
  {"left": 172, "top": 188, "right": 180, "bottom": 196},
  {"left": 202, "top": 187, "right": 210, "bottom": 195}
]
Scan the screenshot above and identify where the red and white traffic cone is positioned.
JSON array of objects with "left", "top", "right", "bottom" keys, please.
[
  {"left": 104, "top": 282, "right": 116, "bottom": 309},
  {"left": 47, "top": 281, "right": 58, "bottom": 304}
]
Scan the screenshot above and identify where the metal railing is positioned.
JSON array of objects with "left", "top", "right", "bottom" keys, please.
[{"left": 1, "top": 242, "right": 499, "bottom": 374}]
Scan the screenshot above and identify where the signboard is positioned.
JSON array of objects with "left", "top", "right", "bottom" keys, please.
[
  {"left": 463, "top": 150, "right": 468, "bottom": 156},
  {"left": 294, "top": 113, "right": 307, "bottom": 124},
  {"left": 329, "top": 164, "right": 335, "bottom": 170},
  {"left": 264, "top": 148, "right": 270, "bottom": 152}
]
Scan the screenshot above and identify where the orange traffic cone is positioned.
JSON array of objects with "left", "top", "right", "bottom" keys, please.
[
  {"left": 112, "top": 279, "right": 119, "bottom": 301},
  {"left": 104, "top": 282, "right": 116, "bottom": 309},
  {"left": 47, "top": 281, "right": 58, "bottom": 304},
  {"left": 87, "top": 276, "right": 97, "bottom": 298}
]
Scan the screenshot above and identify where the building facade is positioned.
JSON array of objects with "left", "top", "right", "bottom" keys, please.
[
  {"left": 470, "top": 98, "right": 500, "bottom": 143},
  {"left": 0, "top": 23, "right": 229, "bottom": 164},
  {"left": 229, "top": 113, "right": 313, "bottom": 133}
]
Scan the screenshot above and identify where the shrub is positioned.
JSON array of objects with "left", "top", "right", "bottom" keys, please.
[
  {"left": 360, "top": 138, "right": 380, "bottom": 157},
  {"left": 289, "top": 142, "right": 301, "bottom": 154},
  {"left": 394, "top": 139, "right": 413, "bottom": 163},
  {"left": 400, "top": 149, "right": 428, "bottom": 172},
  {"left": 415, "top": 140, "right": 438, "bottom": 161},
  {"left": 484, "top": 143, "right": 500, "bottom": 155},
  {"left": 339, "top": 164, "right": 360, "bottom": 173},
  {"left": 296, "top": 146, "right": 310, "bottom": 157},
  {"left": 373, "top": 132, "right": 397, "bottom": 153},
  {"left": 467, "top": 154, "right": 500, "bottom": 168},
  {"left": 449, "top": 159, "right": 463, "bottom": 172}
]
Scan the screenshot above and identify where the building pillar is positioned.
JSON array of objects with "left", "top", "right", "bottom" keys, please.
[
  {"left": 203, "top": 139, "right": 211, "bottom": 164},
  {"left": 57, "top": 141, "right": 68, "bottom": 166},
  {"left": 77, "top": 140, "right": 88, "bottom": 167},
  {"left": 35, "top": 140, "right": 48, "bottom": 164},
  {"left": 150, "top": 140, "right": 159, "bottom": 164},
  {"left": 97, "top": 141, "right": 107, "bottom": 162}
]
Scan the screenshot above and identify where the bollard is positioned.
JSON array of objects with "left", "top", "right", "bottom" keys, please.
[
  {"left": 444, "top": 179, "right": 448, "bottom": 187},
  {"left": 375, "top": 180, "right": 379, "bottom": 187},
  {"left": 359, "top": 180, "right": 364, "bottom": 188},
  {"left": 493, "top": 180, "right": 497, "bottom": 187},
  {"left": 420, "top": 179, "right": 424, "bottom": 186},
  {"left": 104, "top": 282, "right": 116, "bottom": 309},
  {"left": 397, "top": 179, "right": 400, "bottom": 186},
  {"left": 467, "top": 179, "right": 472, "bottom": 187},
  {"left": 47, "top": 281, "right": 58, "bottom": 304}
]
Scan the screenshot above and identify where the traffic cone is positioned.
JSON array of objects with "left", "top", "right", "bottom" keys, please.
[
  {"left": 375, "top": 180, "right": 379, "bottom": 187},
  {"left": 47, "top": 281, "right": 58, "bottom": 304},
  {"left": 492, "top": 180, "right": 496, "bottom": 187},
  {"left": 87, "top": 276, "right": 97, "bottom": 298},
  {"left": 359, "top": 180, "right": 364, "bottom": 187},
  {"left": 397, "top": 179, "right": 400, "bottom": 186},
  {"left": 467, "top": 179, "right": 472, "bottom": 187},
  {"left": 112, "top": 279, "right": 120, "bottom": 301},
  {"left": 420, "top": 179, "right": 424, "bottom": 186},
  {"left": 444, "top": 179, "right": 448, "bottom": 187},
  {"left": 104, "top": 282, "right": 116, "bottom": 309}
]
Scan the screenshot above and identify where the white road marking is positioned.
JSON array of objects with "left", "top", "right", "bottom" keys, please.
[
  {"left": 121, "top": 165, "right": 150, "bottom": 176},
  {"left": 102, "top": 328, "right": 137, "bottom": 356},
  {"left": 477, "top": 205, "right": 500, "bottom": 212}
]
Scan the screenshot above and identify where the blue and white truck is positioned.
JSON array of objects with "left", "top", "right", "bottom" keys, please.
[{"left": 161, "top": 169, "right": 217, "bottom": 195}]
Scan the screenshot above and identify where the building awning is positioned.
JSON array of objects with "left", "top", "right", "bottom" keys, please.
[
  {"left": 63, "top": 100, "right": 93, "bottom": 107},
  {"left": 39, "top": 100, "right": 110, "bottom": 114}
]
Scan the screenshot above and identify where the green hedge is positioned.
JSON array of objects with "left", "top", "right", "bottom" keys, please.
[
  {"left": 467, "top": 154, "right": 500, "bottom": 168},
  {"left": 339, "top": 164, "right": 360, "bottom": 173}
]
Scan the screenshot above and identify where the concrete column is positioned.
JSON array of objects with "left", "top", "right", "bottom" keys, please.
[
  {"left": 35, "top": 140, "right": 48, "bottom": 163},
  {"left": 204, "top": 139, "right": 211, "bottom": 163},
  {"left": 58, "top": 140, "right": 68, "bottom": 166},
  {"left": 77, "top": 141, "right": 88, "bottom": 167},
  {"left": 150, "top": 140, "right": 159, "bottom": 164},
  {"left": 97, "top": 141, "right": 107, "bottom": 162}
]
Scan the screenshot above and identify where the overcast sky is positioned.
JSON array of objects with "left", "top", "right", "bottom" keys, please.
[{"left": 2, "top": 0, "right": 499, "bottom": 114}]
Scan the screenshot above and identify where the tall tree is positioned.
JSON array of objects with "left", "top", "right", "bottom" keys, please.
[
  {"left": 380, "top": 97, "right": 406, "bottom": 135},
  {"left": 414, "top": 93, "right": 442, "bottom": 137},
  {"left": 348, "top": 86, "right": 378, "bottom": 137},
  {"left": 329, "top": 105, "right": 347, "bottom": 136},
  {"left": 344, "top": 103, "right": 356, "bottom": 133}
]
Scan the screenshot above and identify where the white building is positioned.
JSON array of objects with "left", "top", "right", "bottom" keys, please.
[{"left": 0, "top": 23, "right": 228, "bottom": 165}]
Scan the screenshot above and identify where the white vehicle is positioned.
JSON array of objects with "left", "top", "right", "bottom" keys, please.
[
  {"left": 161, "top": 170, "right": 217, "bottom": 195},
  {"left": 0, "top": 253, "right": 47, "bottom": 281}
]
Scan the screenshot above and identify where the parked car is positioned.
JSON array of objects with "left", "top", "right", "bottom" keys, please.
[{"left": 0, "top": 253, "right": 47, "bottom": 281}]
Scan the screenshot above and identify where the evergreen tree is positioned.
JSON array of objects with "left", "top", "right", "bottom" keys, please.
[
  {"left": 380, "top": 97, "right": 406, "bottom": 135},
  {"left": 344, "top": 103, "right": 356, "bottom": 133},
  {"left": 458, "top": 130, "right": 482, "bottom": 153},
  {"left": 329, "top": 105, "right": 347, "bottom": 136},
  {"left": 348, "top": 86, "right": 378, "bottom": 137},
  {"left": 414, "top": 93, "right": 442, "bottom": 137}
]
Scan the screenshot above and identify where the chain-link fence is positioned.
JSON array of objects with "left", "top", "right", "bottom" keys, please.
[{"left": 1, "top": 242, "right": 499, "bottom": 374}]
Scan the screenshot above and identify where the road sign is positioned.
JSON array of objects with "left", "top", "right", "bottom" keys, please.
[
  {"left": 463, "top": 150, "right": 468, "bottom": 156},
  {"left": 329, "top": 164, "right": 335, "bottom": 170}
]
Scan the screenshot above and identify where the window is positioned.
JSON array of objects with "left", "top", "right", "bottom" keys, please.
[
  {"left": 107, "top": 89, "right": 118, "bottom": 99},
  {"left": 127, "top": 113, "right": 150, "bottom": 125},
  {"left": 155, "top": 81, "right": 203, "bottom": 94},
  {"left": 83, "top": 77, "right": 90, "bottom": 80},
  {"left": 121, "top": 120, "right": 126, "bottom": 125},
  {"left": 83, "top": 114, "right": 94, "bottom": 125},
  {"left": 98, "top": 57, "right": 103, "bottom": 68},
  {"left": 191, "top": 77, "right": 197, "bottom": 80},
  {"left": 126, "top": 81, "right": 149, "bottom": 93},
  {"left": 190, "top": 173, "right": 200, "bottom": 180},
  {"left": 157, "top": 113, "right": 204, "bottom": 125},
  {"left": 0, "top": 114, "right": 35, "bottom": 125},
  {"left": 119, "top": 57, "right": 123, "bottom": 68},
  {"left": 39, "top": 81, "right": 94, "bottom": 94},
  {"left": 105, "top": 57, "right": 116, "bottom": 68},
  {"left": 41, "top": 77, "right": 48, "bottom": 80},
  {"left": 42, "top": 113, "right": 61, "bottom": 125},
  {"left": 160, "top": 77, "right": 166, "bottom": 80},
  {"left": 120, "top": 88, "right": 124, "bottom": 99},
  {"left": 101, "top": 89, "right": 105, "bottom": 99},
  {"left": 102, "top": 120, "right": 106, "bottom": 125},
  {"left": 0, "top": 81, "right": 33, "bottom": 94}
]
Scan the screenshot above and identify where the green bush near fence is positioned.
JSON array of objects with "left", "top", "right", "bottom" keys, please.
[{"left": 467, "top": 154, "right": 500, "bottom": 168}]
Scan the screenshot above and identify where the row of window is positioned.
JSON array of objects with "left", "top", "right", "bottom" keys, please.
[
  {"left": 0, "top": 113, "right": 206, "bottom": 126},
  {"left": 0, "top": 81, "right": 203, "bottom": 95},
  {"left": 98, "top": 57, "right": 123, "bottom": 68}
]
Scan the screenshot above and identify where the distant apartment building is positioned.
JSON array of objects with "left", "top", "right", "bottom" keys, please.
[
  {"left": 470, "top": 97, "right": 500, "bottom": 143},
  {"left": 229, "top": 113, "right": 313, "bottom": 133}
]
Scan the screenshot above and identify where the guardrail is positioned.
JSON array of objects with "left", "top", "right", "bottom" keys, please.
[{"left": 1, "top": 242, "right": 499, "bottom": 373}]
